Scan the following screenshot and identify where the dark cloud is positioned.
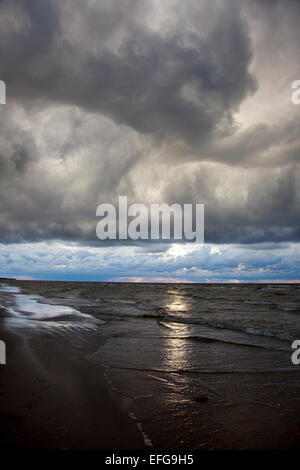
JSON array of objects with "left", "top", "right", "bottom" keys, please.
[
  {"left": 160, "top": 161, "right": 300, "bottom": 244},
  {"left": 0, "top": 0, "right": 299, "bottom": 247},
  {"left": 1, "top": 0, "right": 256, "bottom": 146}
]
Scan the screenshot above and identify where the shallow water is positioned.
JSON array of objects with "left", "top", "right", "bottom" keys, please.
[
  {"left": 1, "top": 281, "right": 299, "bottom": 372},
  {"left": 1, "top": 281, "right": 300, "bottom": 449},
  {"left": 0, "top": 283, "right": 105, "bottom": 327}
]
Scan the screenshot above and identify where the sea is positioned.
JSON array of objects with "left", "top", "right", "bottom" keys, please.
[{"left": 1, "top": 281, "right": 300, "bottom": 449}]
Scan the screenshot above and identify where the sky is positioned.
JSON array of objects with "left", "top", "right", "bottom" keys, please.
[{"left": 0, "top": 0, "right": 299, "bottom": 282}]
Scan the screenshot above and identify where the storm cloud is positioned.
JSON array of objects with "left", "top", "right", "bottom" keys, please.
[
  {"left": 1, "top": 0, "right": 256, "bottom": 144},
  {"left": 0, "top": 0, "right": 299, "bottom": 253}
]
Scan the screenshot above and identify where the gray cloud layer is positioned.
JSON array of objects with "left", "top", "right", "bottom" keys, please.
[
  {"left": 0, "top": 0, "right": 299, "bottom": 244},
  {"left": 2, "top": 0, "right": 256, "bottom": 144}
]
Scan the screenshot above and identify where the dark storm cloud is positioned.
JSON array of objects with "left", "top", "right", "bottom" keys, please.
[
  {"left": 161, "top": 161, "right": 300, "bottom": 243},
  {"left": 0, "top": 0, "right": 299, "bottom": 247},
  {"left": 208, "top": 121, "right": 300, "bottom": 167},
  {"left": 0, "top": 0, "right": 256, "bottom": 146},
  {"left": 0, "top": 118, "right": 36, "bottom": 178},
  {"left": 0, "top": 106, "right": 142, "bottom": 243}
]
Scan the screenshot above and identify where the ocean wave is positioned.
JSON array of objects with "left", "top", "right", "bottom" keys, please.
[{"left": 158, "top": 312, "right": 293, "bottom": 342}]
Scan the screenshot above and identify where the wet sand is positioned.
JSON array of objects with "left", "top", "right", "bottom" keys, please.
[
  {"left": 1, "top": 279, "right": 300, "bottom": 449},
  {"left": 0, "top": 310, "right": 145, "bottom": 449}
]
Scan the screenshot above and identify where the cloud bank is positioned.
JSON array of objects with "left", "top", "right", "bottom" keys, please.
[{"left": 0, "top": 0, "right": 299, "bottom": 280}]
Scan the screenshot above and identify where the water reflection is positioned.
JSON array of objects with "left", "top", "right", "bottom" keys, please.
[
  {"left": 162, "top": 295, "right": 192, "bottom": 372},
  {"left": 12, "top": 293, "right": 89, "bottom": 321},
  {"left": 0, "top": 283, "right": 104, "bottom": 334},
  {"left": 0, "top": 284, "right": 19, "bottom": 293},
  {"left": 164, "top": 295, "right": 189, "bottom": 315}
]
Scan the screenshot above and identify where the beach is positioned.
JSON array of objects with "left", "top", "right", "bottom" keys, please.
[
  {"left": 1, "top": 280, "right": 300, "bottom": 449},
  {"left": 0, "top": 299, "right": 144, "bottom": 449}
]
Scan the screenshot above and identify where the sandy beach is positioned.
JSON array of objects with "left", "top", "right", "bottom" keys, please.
[
  {"left": 0, "top": 313, "right": 145, "bottom": 449},
  {"left": 1, "top": 279, "right": 300, "bottom": 450}
]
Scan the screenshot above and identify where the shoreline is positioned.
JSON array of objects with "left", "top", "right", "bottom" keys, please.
[
  {"left": 1, "top": 280, "right": 300, "bottom": 450},
  {"left": 0, "top": 310, "right": 146, "bottom": 450}
]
